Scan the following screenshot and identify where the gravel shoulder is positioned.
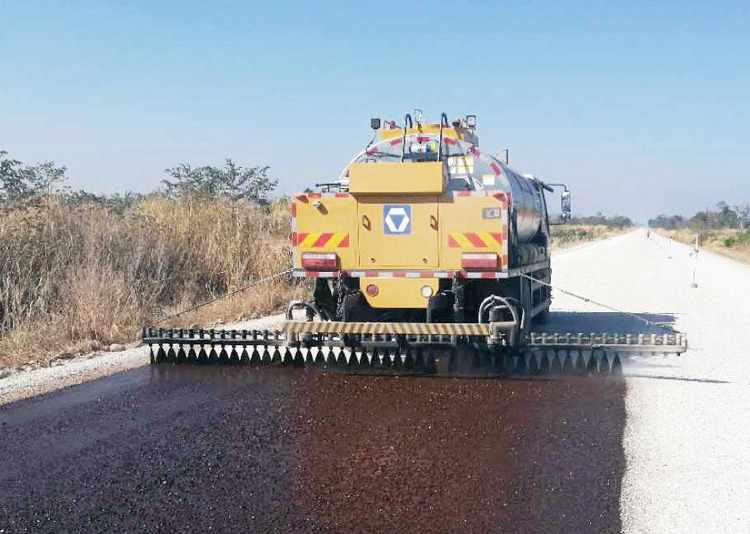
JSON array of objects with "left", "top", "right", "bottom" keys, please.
[
  {"left": 0, "top": 314, "right": 285, "bottom": 406},
  {"left": 548, "top": 229, "right": 750, "bottom": 533}
]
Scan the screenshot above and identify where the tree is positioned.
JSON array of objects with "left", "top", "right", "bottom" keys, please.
[
  {"left": 0, "top": 150, "right": 68, "bottom": 202},
  {"left": 714, "top": 201, "right": 738, "bottom": 228},
  {"left": 735, "top": 204, "right": 750, "bottom": 233},
  {"left": 63, "top": 189, "right": 146, "bottom": 214},
  {"left": 162, "top": 159, "right": 278, "bottom": 204},
  {"left": 648, "top": 214, "right": 685, "bottom": 229},
  {"left": 28, "top": 160, "right": 68, "bottom": 194},
  {"left": 569, "top": 213, "right": 633, "bottom": 228},
  {"left": 0, "top": 151, "right": 28, "bottom": 201}
]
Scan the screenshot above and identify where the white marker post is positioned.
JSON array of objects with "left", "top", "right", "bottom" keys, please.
[{"left": 691, "top": 235, "right": 699, "bottom": 288}]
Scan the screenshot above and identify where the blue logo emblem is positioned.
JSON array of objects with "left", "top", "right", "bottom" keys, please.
[{"left": 383, "top": 205, "right": 411, "bottom": 235}]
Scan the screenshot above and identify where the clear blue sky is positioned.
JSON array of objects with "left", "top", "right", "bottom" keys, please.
[{"left": 2, "top": 0, "right": 749, "bottom": 221}]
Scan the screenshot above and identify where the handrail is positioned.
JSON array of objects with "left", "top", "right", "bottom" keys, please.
[
  {"left": 401, "top": 113, "right": 413, "bottom": 162},
  {"left": 438, "top": 112, "right": 449, "bottom": 161}
]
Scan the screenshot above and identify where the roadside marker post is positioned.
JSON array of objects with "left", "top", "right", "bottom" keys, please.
[{"left": 691, "top": 235, "right": 699, "bottom": 288}]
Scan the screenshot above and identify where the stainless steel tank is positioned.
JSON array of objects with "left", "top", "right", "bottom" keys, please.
[
  {"left": 495, "top": 162, "right": 544, "bottom": 242},
  {"left": 342, "top": 130, "right": 546, "bottom": 243}
]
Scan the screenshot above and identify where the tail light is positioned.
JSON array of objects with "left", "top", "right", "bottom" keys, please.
[
  {"left": 461, "top": 253, "right": 498, "bottom": 270},
  {"left": 365, "top": 284, "right": 379, "bottom": 297},
  {"left": 301, "top": 252, "right": 338, "bottom": 270}
]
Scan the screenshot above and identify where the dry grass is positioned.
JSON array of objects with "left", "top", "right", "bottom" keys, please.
[
  {"left": 550, "top": 224, "right": 631, "bottom": 250},
  {"left": 656, "top": 227, "right": 750, "bottom": 265},
  {"left": 0, "top": 196, "right": 299, "bottom": 370}
]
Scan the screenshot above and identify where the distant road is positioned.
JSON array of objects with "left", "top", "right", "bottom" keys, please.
[{"left": 1, "top": 229, "right": 748, "bottom": 533}]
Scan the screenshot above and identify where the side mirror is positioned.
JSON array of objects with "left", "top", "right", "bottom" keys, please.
[
  {"left": 370, "top": 118, "right": 381, "bottom": 130},
  {"left": 544, "top": 183, "right": 571, "bottom": 225},
  {"left": 561, "top": 191, "right": 571, "bottom": 221}
]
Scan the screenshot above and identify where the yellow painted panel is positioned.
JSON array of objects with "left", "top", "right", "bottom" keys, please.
[
  {"left": 378, "top": 125, "right": 460, "bottom": 141},
  {"left": 357, "top": 196, "right": 439, "bottom": 268},
  {"left": 360, "top": 278, "right": 439, "bottom": 309},
  {"left": 348, "top": 162, "right": 445, "bottom": 194},
  {"left": 294, "top": 196, "right": 358, "bottom": 269},
  {"left": 439, "top": 196, "right": 508, "bottom": 270}
]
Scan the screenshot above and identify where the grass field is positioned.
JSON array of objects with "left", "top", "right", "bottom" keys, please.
[
  {"left": 656, "top": 227, "right": 750, "bottom": 265},
  {"left": 0, "top": 197, "right": 305, "bottom": 370},
  {"left": 549, "top": 224, "right": 631, "bottom": 249}
]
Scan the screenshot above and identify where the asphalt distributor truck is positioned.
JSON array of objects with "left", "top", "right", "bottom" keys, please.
[{"left": 144, "top": 111, "right": 686, "bottom": 375}]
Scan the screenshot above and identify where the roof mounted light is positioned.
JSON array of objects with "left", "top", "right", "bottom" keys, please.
[
  {"left": 414, "top": 109, "right": 424, "bottom": 124},
  {"left": 466, "top": 115, "right": 477, "bottom": 128}
]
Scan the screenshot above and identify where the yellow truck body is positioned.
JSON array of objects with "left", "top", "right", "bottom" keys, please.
[{"left": 292, "top": 114, "right": 553, "bottom": 323}]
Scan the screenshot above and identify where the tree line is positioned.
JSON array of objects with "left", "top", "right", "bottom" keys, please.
[
  {"left": 3, "top": 149, "right": 642, "bottom": 227},
  {"left": 0, "top": 150, "right": 278, "bottom": 210},
  {"left": 649, "top": 202, "right": 749, "bottom": 232},
  {"left": 567, "top": 213, "right": 633, "bottom": 228}
]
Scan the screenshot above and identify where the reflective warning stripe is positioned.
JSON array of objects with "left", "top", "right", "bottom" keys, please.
[
  {"left": 448, "top": 232, "right": 504, "bottom": 248},
  {"left": 282, "top": 321, "right": 491, "bottom": 336},
  {"left": 291, "top": 270, "right": 513, "bottom": 279},
  {"left": 452, "top": 191, "right": 510, "bottom": 202},
  {"left": 305, "top": 192, "right": 351, "bottom": 199},
  {"left": 290, "top": 200, "right": 297, "bottom": 267},
  {"left": 295, "top": 271, "right": 341, "bottom": 278},
  {"left": 297, "top": 232, "right": 350, "bottom": 248},
  {"left": 346, "top": 270, "right": 453, "bottom": 279}
]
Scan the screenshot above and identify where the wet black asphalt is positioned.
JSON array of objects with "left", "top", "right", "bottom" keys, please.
[{"left": 0, "top": 365, "right": 626, "bottom": 533}]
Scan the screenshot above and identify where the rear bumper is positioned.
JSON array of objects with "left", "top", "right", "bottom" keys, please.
[
  {"left": 291, "top": 260, "right": 551, "bottom": 280},
  {"left": 282, "top": 320, "right": 493, "bottom": 336}
]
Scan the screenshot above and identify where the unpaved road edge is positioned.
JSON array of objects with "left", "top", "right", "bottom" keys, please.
[{"left": 0, "top": 315, "right": 285, "bottom": 406}]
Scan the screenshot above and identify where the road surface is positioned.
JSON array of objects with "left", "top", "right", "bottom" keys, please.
[
  {"left": 548, "top": 230, "right": 750, "bottom": 533},
  {"left": 1, "top": 230, "right": 748, "bottom": 533}
]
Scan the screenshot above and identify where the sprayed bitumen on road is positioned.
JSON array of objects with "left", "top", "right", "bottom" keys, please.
[{"left": 0, "top": 365, "right": 625, "bottom": 533}]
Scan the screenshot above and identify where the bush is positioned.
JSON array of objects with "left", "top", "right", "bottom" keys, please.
[
  {"left": 723, "top": 232, "right": 750, "bottom": 248},
  {"left": 162, "top": 160, "right": 278, "bottom": 204}
]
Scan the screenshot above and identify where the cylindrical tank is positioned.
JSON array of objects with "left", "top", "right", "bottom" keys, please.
[
  {"left": 500, "top": 165, "right": 544, "bottom": 242},
  {"left": 344, "top": 129, "right": 546, "bottom": 243}
]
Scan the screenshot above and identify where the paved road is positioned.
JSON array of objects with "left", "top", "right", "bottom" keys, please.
[
  {"left": 548, "top": 230, "right": 750, "bottom": 533},
  {"left": 2, "top": 230, "right": 745, "bottom": 533},
  {"left": 0, "top": 365, "right": 624, "bottom": 533}
]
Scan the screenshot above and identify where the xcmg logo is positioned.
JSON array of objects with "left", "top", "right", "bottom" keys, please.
[{"left": 383, "top": 205, "right": 411, "bottom": 235}]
